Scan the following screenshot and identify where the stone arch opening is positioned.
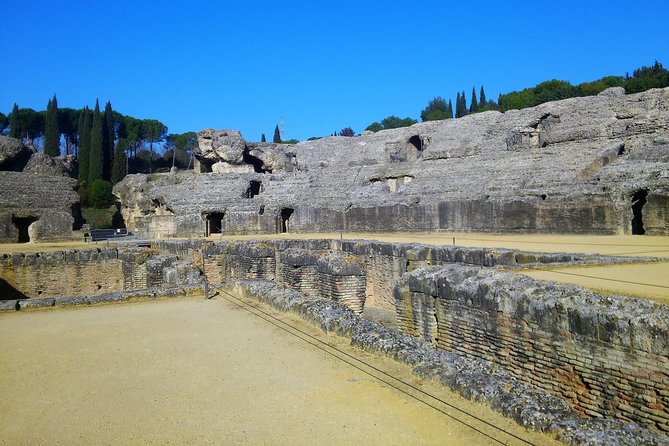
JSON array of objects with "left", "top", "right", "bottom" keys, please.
[
  {"left": 631, "top": 190, "right": 648, "bottom": 235},
  {"left": 279, "top": 208, "right": 294, "bottom": 233},
  {"left": 12, "top": 216, "right": 39, "bottom": 243},
  {"left": 205, "top": 212, "right": 224, "bottom": 236},
  {"left": 407, "top": 135, "right": 424, "bottom": 161},
  {"left": 245, "top": 180, "right": 262, "bottom": 198}
]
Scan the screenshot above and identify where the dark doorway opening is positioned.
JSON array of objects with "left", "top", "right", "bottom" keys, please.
[
  {"left": 631, "top": 190, "right": 648, "bottom": 235},
  {"left": 12, "top": 216, "right": 39, "bottom": 243},
  {"left": 245, "top": 180, "right": 262, "bottom": 198},
  {"left": 407, "top": 135, "right": 424, "bottom": 160},
  {"left": 112, "top": 202, "right": 126, "bottom": 229},
  {"left": 280, "top": 208, "right": 294, "bottom": 233},
  {"left": 205, "top": 212, "right": 224, "bottom": 236}
]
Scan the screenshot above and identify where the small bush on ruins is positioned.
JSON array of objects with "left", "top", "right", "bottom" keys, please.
[
  {"left": 87, "top": 180, "right": 115, "bottom": 209},
  {"left": 365, "top": 116, "right": 417, "bottom": 132}
]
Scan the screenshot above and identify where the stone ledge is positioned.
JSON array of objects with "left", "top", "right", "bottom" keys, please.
[{"left": 3, "top": 286, "right": 206, "bottom": 312}]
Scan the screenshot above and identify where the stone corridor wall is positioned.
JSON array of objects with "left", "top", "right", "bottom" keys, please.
[
  {"left": 0, "top": 247, "right": 200, "bottom": 300},
  {"left": 395, "top": 265, "right": 669, "bottom": 433}
]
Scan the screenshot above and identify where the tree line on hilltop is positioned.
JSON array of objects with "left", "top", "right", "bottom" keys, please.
[
  {"left": 1, "top": 97, "right": 197, "bottom": 208},
  {"left": 362, "top": 60, "right": 669, "bottom": 133}
]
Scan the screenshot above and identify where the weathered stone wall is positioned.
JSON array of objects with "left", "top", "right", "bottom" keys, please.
[
  {"left": 115, "top": 88, "right": 669, "bottom": 237},
  {"left": 1, "top": 249, "right": 123, "bottom": 297},
  {"left": 395, "top": 265, "right": 669, "bottom": 433},
  {"left": 0, "top": 247, "right": 201, "bottom": 300},
  {"left": 0, "top": 171, "right": 79, "bottom": 243}
]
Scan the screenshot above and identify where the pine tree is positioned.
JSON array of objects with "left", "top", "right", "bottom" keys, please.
[
  {"left": 261, "top": 133, "right": 266, "bottom": 142},
  {"left": 102, "top": 101, "right": 115, "bottom": 181},
  {"left": 111, "top": 139, "right": 127, "bottom": 185},
  {"left": 273, "top": 125, "right": 281, "bottom": 143},
  {"left": 9, "top": 103, "right": 20, "bottom": 139},
  {"left": 447, "top": 100, "right": 453, "bottom": 119},
  {"left": 479, "top": 85, "right": 487, "bottom": 109},
  {"left": 78, "top": 107, "right": 92, "bottom": 184},
  {"left": 44, "top": 95, "right": 60, "bottom": 156},
  {"left": 88, "top": 100, "right": 104, "bottom": 183},
  {"left": 470, "top": 87, "right": 479, "bottom": 113}
]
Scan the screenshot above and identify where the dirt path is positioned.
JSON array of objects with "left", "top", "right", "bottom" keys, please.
[
  {"left": 0, "top": 297, "right": 558, "bottom": 446},
  {"left": 518, "top": 261, "right": 669, "bottom": 303},
  {"left": 216, "top": 232, "right": 669, "bottom": 258}
]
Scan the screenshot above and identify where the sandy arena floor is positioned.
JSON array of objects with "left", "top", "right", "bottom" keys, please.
[{"left": 0, "top": 297, "right": 558, "bottom": 446}]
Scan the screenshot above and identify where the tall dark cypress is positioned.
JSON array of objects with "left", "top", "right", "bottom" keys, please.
[
  {"left": 447, "top": 100, "right": 453, "bottom": 119},
  {"left": 261, "top": 133, "right": 266, "bottom": 143},
  {"left": 102, "top": 101, "right": 114, "bottom": 180},
  {"left": 455, "top": 92, "right": 461, "bottom": 118},
  {"left": 479, "top": 85, "right": 487, "bottom": 109},
  {"left": 78, "top": 107, "right": 92, "bottom": 184},
  {"left": 460, "top": 91, "right": 467, "bottom": 117},
  {"left": 9, "top": 103, "right": 20, "bottom": 138},
  {"left": 88, "top": 100, "right": 104, "bottom": 183},
  {"left": 111, "top": 139, "right": 127, "bottom": 185},
  {"left": 470, "top": 87, "right": 479, "bottom": 113},
  {"left": 273, "top": 125, "right": 281, "bottom": 143},
  {"left": 44, "top": 95, "right": 60, "bottom": 156}
]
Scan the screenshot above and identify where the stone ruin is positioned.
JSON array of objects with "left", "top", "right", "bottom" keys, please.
[
  {"left": 115, "top": 87, "right": 669, "bottom": 238},
  {"left": 2, "top": 239, "right": 668, "bottom": 445},
  {"left": 0, "top": 135, "right": 81, "bottom": 243},
  {"left": 2, "top": 88, "right": 669, "bottom": 445}
]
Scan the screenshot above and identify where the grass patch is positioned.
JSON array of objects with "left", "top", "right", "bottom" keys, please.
[{"left": 82, "top": 206, "right": 116, "bottom": 229}]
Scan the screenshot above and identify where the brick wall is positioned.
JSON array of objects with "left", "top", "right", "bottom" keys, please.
[{"left": 395, "top": 265, "right": 669, "bottom": 432}]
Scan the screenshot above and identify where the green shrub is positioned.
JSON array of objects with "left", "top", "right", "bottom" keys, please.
[{"left": 88, "top": 180, "right": 115, "bottom": 208}]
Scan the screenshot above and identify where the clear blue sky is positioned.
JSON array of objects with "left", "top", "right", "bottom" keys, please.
[{"left": 2, "top": 0, "right": 668, "bottom": 142}]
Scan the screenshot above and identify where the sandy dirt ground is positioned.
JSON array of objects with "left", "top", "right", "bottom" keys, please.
[
  {"left": 518, "top": 261, "right": 669, "bottom": 303},
  {"left": 215, "top": 232, "right": 669, "bottom": 258},
  {"left": 0, "top": 297, "right": 558, "bottom": 446}
]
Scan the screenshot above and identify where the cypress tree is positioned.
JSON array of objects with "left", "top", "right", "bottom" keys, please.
[
  {"left": 455, "top": 92, "right": 461, "bottom": 118},
  {"left": 479, "top": 85, "right": 487, "bottom": 108},
  {"left": 102, "top": 101, "right": 114, "bottom": 181},
  {"left": 463, "top": 91, "right": 468, "bottom": 115},
  {"left": 44, "top": 95, "right": 60, "bottom": 156},
  {"left": 88, "top": 100, "right": 104, "bottom": 183},
  {"left": 470, "top": 87, "right": 479, "bottom": 113},
  {"left": 111, "top": 139, "right": 127, "bottom": 185},
  {"left": 9, "top": 103, "right": 20, "bottom": 139},
  {"left": 447, "top": 100, "right": 453, "bottom": 119},
  {"left": 273, "top": 125, "right": 281, "bottom": 143},
  {"left": 261, "top": 133, "right": 266, "bottom": 142},
  {"left": 78, "top": 107, "right": 92, "bottom": 184}
]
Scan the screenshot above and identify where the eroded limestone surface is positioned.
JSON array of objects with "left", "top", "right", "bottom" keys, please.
[
  {"left": 0, "top": 136, "right": 81, "bottom": 243},
  {"left": 115, "top": 87, "right": 669, "bottom": 237}
]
